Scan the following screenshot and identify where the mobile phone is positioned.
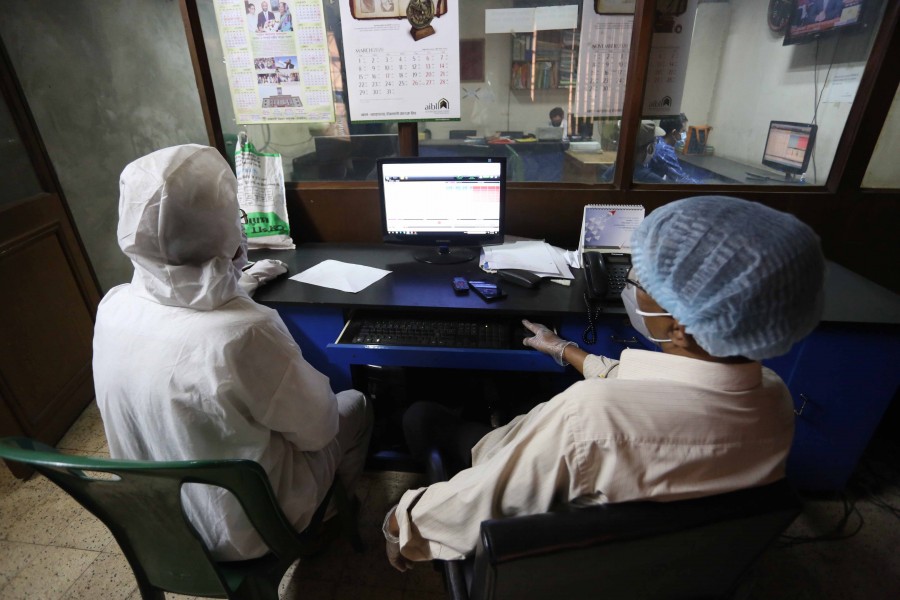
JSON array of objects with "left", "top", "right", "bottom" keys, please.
[
  {"left": 467, "top": 280, "right": 506, "bottom": 302},
  {"left": 452, "top": 277, "right": 469, "bottom": 294}
]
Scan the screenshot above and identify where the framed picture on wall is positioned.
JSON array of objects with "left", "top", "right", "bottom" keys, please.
[
  {"left": 460, "top": 39, "right": 485, "bottom": 82},
  {"left": 595, "top": 0, "right": 635, "bottom": 14}
]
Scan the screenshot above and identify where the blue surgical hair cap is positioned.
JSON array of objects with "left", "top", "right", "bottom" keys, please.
[{"left": 631, "top": 196, "right": 825, "bottom": 360}]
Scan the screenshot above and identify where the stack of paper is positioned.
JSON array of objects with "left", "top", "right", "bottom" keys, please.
[{"left": 480, "top": 241, "right": 574, "bottom": 279}]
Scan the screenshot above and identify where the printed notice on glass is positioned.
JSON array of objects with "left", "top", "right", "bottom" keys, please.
[
  {"left": 575, "top": 0, "right": 697, "bottom": 117},
  {"left": 212, "top": 0, "right": 334, "bottom": 124},
  {"left": 339, "top": 0, "right": 461, "bottom": 123}
]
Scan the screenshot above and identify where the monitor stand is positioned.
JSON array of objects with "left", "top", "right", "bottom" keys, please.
[{"left": 414, "top": 245, "right": 477, "bottom": 265}]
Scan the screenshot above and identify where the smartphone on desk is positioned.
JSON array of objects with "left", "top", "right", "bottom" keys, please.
[{"left": 467, "top": 280, "right": 506, "bottom": 302}]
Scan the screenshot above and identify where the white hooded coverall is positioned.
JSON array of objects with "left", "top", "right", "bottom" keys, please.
[{"left": 93, "top": 145, "right": 369, "bottom": 560}]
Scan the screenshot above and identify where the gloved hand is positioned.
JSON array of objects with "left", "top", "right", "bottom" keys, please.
[
  {"left": 522, "top": 319, "right": 577, "bottom": 366},
  {"left": 238, "top": 259, "right": 288, "bottom": 296},
  {"left": 383, "top": 506, "right": 413, "bottom": 572},
  {"left": 386, "top": 538, "right": 412, "bottom": 572}
]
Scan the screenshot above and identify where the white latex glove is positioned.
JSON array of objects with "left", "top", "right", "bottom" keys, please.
[
  {"left": 238, "top": 259, "right": 288, "bottom": 296},
  {"left": 386, "top": 538, "right": 412, "bottom": 572},
  {"left": 383, "top": 506, "right": 412, "bottom": 572},
  {"left": 522, "top": 319, "right": 577, "bottom": 366}
]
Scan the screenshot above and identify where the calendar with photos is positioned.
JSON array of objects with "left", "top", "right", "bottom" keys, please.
[{"left": 348, "top": 0, "right": 448, "bottom": 20}]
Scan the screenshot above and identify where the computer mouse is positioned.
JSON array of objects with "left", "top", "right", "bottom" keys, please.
[{"left": 497, "top": 269, "right": 543, "bottom": 289}]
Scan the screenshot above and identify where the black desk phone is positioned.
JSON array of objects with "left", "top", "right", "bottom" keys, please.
[
  {"left": 582, "top": 251, "right": 632, "bottom": 301},
  {"left": 582, "top": 251, "right": 632, "bottom": 345}
]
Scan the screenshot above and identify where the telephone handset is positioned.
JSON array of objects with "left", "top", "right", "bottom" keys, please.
[
  {"left": 582, "top": 251, "right": 632, "bottom": 301},
  {"left": 582, "top": 251, "right": 633, "bottom": 345}
]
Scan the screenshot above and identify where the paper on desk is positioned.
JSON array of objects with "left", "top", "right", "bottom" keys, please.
[
  {"left": 480, "top": 241, "right": 574, "bottom": 279},
  {"left": 289, "top": 260, "right": 390, "bottom": 293}
]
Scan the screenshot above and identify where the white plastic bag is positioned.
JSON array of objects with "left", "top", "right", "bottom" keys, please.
[{"left": 235, "top": 132, "right": 295, "bottom": 249}]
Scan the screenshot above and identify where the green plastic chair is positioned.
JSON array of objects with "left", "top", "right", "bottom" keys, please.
[{"left": 0, "top": 436, "right": 361, "bottom": 600}]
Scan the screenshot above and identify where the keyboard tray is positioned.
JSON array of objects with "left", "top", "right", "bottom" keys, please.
[{"left": 336, "top": 312, "right": 544, "bottom": 350}]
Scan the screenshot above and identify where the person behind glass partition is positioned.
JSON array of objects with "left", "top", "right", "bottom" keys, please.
[
  {"left": 599, "top": 121, "right": 664, "bottom": 183},
  {"left": 548, "top": 106, "right": 567, "bottom": 137},
  {"left": 650, "top": 113, "right": 700, "bottom": 183}
]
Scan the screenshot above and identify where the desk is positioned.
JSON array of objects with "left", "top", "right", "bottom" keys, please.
[
  {"left": 564, "top": 150, "right": 617, "bottom": 183},
  {"left": 253, "top": 244, "right": 900, "bottom": 490},
  {"left": 680, "top": 154, "right": 807, "bottom": 185},
  {"left": 419, "top": 139, "right": 568, "bottom": 182}
]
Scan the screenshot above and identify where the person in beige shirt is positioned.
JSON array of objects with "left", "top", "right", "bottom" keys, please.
[{"left": 383, "top": 195, "right": 825, "bottom": 569}]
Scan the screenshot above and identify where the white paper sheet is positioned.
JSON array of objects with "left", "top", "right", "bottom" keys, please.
[
  {"left": 480, "top": 241, "right": 574, "bottom": 279},
  {"left": 289, "top": 260, "right": 390, "bottom": 293}
]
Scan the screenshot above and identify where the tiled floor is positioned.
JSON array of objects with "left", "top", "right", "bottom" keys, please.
[
  {"left": 2, "top": 402, "right": 899, "bottom": 599},
  {"left": 0, "top": 402, "right": 444, "bottom": 600}
]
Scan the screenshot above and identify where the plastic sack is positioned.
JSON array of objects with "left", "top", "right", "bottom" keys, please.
[{"left": 235, "top": 132, "right": 295, "bottom": 249}]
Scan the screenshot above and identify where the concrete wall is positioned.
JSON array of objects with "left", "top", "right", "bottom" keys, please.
[{"left": 0, "top": 0, "right": 207, "bottom": 292}]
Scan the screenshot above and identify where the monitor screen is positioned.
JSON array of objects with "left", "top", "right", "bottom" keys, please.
[
  {"left": 377, "top": 157, "right": 506, "bottom": 264},
  {"left": 762, "top": 121, "right": 817, "bottom": 177},
  {"left": 784, "top": 0, "right": 866, "bottom": 46}
]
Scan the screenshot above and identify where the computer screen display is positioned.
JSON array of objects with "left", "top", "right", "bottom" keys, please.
[
  {"left": 377, "top": 157, "right": 505, "bottom": 264},
  {"left": 762, "top": 121, "right": 817, "bottom": 176},
  {"left": 784, "top": 0, "right": 867, "bottom": 46}
]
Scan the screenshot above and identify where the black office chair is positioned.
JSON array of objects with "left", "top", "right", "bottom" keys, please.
[
  {"left": 0, "top": 436, "right": 362, "bottom": 600},
  {"left": 427, "top": 452, "right": 801, "bottom": 600},
  {"left": 449, "top": 130, "right": 478, "bottom": 139}
]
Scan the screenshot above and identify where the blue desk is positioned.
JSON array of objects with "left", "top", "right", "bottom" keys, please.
[{"left": 252, "top": 244, "right": 900, "bottom": 490}]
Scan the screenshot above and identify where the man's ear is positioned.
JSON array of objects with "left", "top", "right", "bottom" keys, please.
[{"left": 669, "top": 320, "right": 692, "bottom": 349}]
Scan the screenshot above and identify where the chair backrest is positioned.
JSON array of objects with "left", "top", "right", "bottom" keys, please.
[
  {"left": 449, "top": 130, "right": 477, "bottom": 139},
  {"left": 466, "top": 480, "right": 801, "bottom": 600},
  {"left": 0, "top": 437, "right": 306, "bottom": 598}
]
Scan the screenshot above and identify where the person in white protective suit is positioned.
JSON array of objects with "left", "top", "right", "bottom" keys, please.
[{"left": 93, "top": 144, "right": 373, "bottom": 561}]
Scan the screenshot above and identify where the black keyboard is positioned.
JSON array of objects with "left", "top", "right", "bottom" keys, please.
[{"left": 340, "top": 314, "right": 536, "bottom": 350}]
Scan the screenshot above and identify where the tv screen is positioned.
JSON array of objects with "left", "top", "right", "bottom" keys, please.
[
  {"left": 377, "top": 157, "right": 506, "bottom": 264},
  {"left": 762, "top": 121, "right": 818, "bottom": 177},
  {"left": 784, "top": 0, "right": 867, "bottom": 46}
]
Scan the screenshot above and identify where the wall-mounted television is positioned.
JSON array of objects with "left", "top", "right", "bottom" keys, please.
[{"left": 783, "top": 0, "right": 868, "bottom": 46}]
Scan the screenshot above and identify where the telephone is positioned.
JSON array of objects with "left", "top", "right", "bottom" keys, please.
[
  {"left": 582, "top": 251, "right": 632, "bottom": 345},
  {"left": 582, "top": 251, "right": 632, "bottom": 301}
]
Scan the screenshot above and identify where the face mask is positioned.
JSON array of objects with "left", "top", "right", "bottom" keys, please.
[
  {"left": 642, "top": 145, "right": 654, "bottom": 166},
  {"left": 621, "top": 284, "right": 672, "bottom": 344},
  {"left": 680, "top": 131, "right": 687, "bottom": 143}
]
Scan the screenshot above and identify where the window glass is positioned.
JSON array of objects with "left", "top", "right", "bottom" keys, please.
[
  {"left": 634, "top": 0, "right": 886, "bottom": 186},
  {"left": 198, "top": 1, "right": 398, "bottom": 182},
  {"left": 421, "top": 0, "right": 629, "bottom": 183},
  {"left": 862, "top": 83, "right": 900, "bottom": 189}
]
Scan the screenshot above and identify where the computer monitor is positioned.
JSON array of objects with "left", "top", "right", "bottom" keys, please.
[
  {"left": 783, "top": 0, "right": 868, "bottom": 46},
  {"left": 761, "top": 121, "right": 817, "bottom": 180},
  {"left": 377, "top": 157, "right": 506, "bottom": 264}
]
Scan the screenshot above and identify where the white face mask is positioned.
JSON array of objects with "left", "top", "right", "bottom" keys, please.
[
  {"left": 642, "top": 145, "right": 654, "bottom": 166},
  {"left": 680, "top": 131, "right": 687, "bottom": 143},
  {"left": 621, "top": 284, "right": 672, "bottom": 344}
]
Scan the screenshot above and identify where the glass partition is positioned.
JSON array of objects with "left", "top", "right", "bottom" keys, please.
[
  {"left": 862, "top": 83, "right": 900, "bottom": 189},
  {"left": 198, "top": 0, "right": 399, "bottom": 182},
  {"left": 633, "top": 0, "right": 887, "bottom": 186}
]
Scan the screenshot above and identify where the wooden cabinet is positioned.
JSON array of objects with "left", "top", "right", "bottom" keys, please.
[{"left": 510, "top": 31, "right": 578, "bottom": 90}]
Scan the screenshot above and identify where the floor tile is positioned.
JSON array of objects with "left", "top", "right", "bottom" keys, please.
[
  {"left": 52, "top": 508, "right": 116, "bottom": 552},
  {"left": 56, "top": 402, "right": 108, "bottom": 453},
  {"left": 64, "top": 552, "right": 137, "bottom": 600},
  {"left": 332, "top": 583, "right": 404, "bottom": 600},
  {"left": 0, "top": 541, "right": 45, "bottom": 591},
  {"left": 0, "top": 545, "right": 99, "bottom": 600},
  {"left": 3, "top": 486, "right": 83, "bottom": 546}
]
